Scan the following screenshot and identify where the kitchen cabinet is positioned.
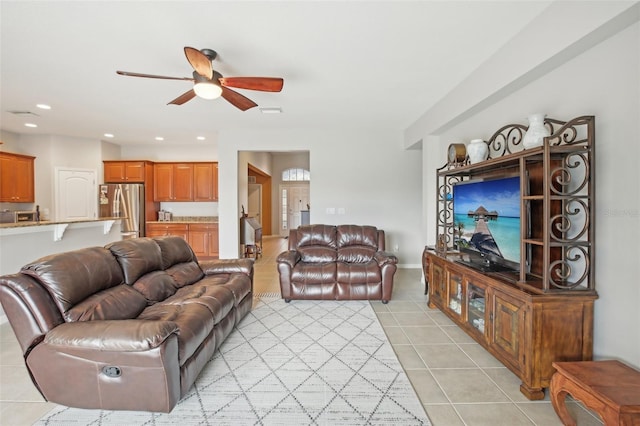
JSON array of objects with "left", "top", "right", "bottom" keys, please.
[
  {"left": 0, "top": 152, "right": 35, "bottom": 203},
  {"left": 193, "top": 163, "right": 218, "bottom": 201},
  {"left": 153, "top": 163, "right": 194, "bottom": 202},
  {"left": 145, "top": 223, "right": 189, "bottom": 241},
  {"left": 188, "top": 223, "right": 219, "bottom": 258},
  {"left": 102, "top": 160, "right": 158, "bottom": 223},
  {"left": 103, "top": 161, "right": 147, "bottom": 183},
  {"left": 154, "top": 162, "right": 218, "bottom": 202}
]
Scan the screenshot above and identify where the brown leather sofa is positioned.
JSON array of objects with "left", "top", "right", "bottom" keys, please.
[
  {"left": 0, "top": 236, "right": 253, "bottom": 413},
  {"left": 277, "top": 224, "right": 398, "bottom": 303}
]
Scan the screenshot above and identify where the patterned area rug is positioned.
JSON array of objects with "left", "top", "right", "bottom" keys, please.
[{"left": 37, "top": 298, "right": 431, "bottom": 425}]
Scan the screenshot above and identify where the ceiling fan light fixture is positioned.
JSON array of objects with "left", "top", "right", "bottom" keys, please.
[{"left": 194, "top": 81, "right": 223, "bottom": 100}]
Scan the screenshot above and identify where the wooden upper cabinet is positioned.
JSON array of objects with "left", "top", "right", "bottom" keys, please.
[
  {"left": 103, "top": 161, "right": 147, "bottom": 183},
  {"left": 153, "top": 163, "right": 193, "bottom": 201},
  {"left": 0, "top": 152, "right": 35, "bottom": 203},
  {"left": 173, "top": 164, "right": 194, "bottom": 201},
  {"left": 154, "top": 162, "right": 217, "bottom": 202},
  {"left": 193, "top": 162, "right": 218, "bottom": 201}
]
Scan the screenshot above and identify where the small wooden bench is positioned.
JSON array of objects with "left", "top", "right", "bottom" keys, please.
[{"left": 550, "top": 360, "right": 640, "bottom": 426}]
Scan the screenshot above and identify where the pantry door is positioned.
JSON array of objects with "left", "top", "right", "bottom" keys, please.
[{"left": 55, "top": 168, "right": 97, "bottom": 221}]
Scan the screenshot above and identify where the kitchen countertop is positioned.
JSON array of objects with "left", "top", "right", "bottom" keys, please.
[
  {"left": 147, "top": 216, "right": 218, "bottom": 224},
  {"left": 0, "top": 217, "right": 124, "bottom": 229}
]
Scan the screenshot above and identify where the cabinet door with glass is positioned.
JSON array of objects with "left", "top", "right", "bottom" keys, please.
[
  {"left": 466, "top": 280, "right": 487, "bottom": 337},
  {"left": 447, "top": 270, "right": 464, "bottom": 318}
]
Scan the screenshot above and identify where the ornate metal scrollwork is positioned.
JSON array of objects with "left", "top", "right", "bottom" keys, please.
[
  {"left": 549, "top": 198, "right": 590, "bottom": 243},
  {"left": 548, "top": 245, "right": 590, "bottom": 289}
]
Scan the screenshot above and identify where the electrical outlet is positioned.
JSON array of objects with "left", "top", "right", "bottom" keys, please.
[
  {"left": 326, "top": 207, "right": 335, "bottom": 214},
  {"left": 394, "top": 245, "right": 399, "bottom": 252}
]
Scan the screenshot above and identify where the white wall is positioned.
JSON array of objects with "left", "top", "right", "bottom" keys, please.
[
  {"left": 218, "top": 128, "right": 422, "bottom": 266},
  {"left": 418, "top": 20, "right": 640, "bottom": 367}
]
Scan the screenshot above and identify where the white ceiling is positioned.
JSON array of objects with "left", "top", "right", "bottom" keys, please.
[{"left": 1, "top": 1, "right": 551, "bottom": 146}]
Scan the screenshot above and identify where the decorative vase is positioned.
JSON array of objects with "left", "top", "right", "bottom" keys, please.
[
  {"left": 467, "top": 139, "right": 488, "bottom": 164},
  {"left": 522, "top": 113, "right": 550, "bottom": 149}
]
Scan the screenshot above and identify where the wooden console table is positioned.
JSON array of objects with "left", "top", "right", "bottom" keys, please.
[{"left": 550, "top": 360, "right": 640, "bottom": 425}]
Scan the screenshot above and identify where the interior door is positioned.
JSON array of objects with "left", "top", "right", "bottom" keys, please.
[
  {"left": 55, "top": 168, "right": 97, "bottom": 221},
  {"left": 248, "top": 183, "right": 262, "bottom": 225},
  {"left": 280, "top": 183, "right": 309, "bottom": 235}
]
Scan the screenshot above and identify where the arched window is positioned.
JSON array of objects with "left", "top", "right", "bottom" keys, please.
[{"left": 282, "top": 168, "right": 310, "bottom": 182}]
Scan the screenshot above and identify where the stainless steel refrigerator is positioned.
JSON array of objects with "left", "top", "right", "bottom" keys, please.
[{"left": 98, "top": 183, "right": 145, "bottom": 239}]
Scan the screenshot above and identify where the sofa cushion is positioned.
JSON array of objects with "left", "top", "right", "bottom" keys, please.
[
  {"left": 132, "top": 271, "right": 177, "bottom": 303},
  {"left": 291, "top": 262, "right": 337, "bottom": 284},
  {"left": 154, "top": 236, "right": 196, "bottom": 269},
  {"left": 336, "top": 261, "right": 382, "bottom": 284},
  {"left": 65, "top": 284, "right": 147, "bottom": 322},
  {"left": 21, "top": 247, "right": 124, "bottom": 315},
  {"left": 337, "top": 225, "right": 378, "bottom": 249},
  {"left": 337, "top": 246, "right": 377, "bottom": 263},
  {"left": 295, "top": 224, "right": 337, "bottom": 249},
  {"left": 299, "top": 247, "right": 337, "bottom": 263},
  {"left": 107, "top": 238, "right": 164, "bottom": 285},
  {"left": 166, "top": 262, "right": 204, "bottom": 288},
  {"left": 138, "top": 302, "right": 214, "bottom": 365}
]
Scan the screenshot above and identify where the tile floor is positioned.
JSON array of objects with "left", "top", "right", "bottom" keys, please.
[{"left": 0, "top": 236, "right": 603, "bottom": 425}]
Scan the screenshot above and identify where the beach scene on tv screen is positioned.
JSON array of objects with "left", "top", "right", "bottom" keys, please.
[{"left": 453, "top": 176, "right": 520, "bottom": 264}]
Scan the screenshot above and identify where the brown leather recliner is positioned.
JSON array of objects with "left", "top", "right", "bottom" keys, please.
[
  {"left": 0, "top": 236, "right": 253, "bottom": 413},
  {"left": 277, "top": 224, "right": 398, "bottom": 303}
]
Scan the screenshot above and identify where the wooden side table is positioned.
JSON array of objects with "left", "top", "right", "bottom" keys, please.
[{"left": 550, "top": 360, "right": 640, "bottom": 426}]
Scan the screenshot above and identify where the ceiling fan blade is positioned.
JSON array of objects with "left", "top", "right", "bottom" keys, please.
[
  {"left": 219, "top": 77, "right": 284, "bottom": 92},
  {"left": 221, "top": 87, "right": 258, "bottom": 111},
  {"left": 184, "top": 47, "right": 213, "bottom": 79},
  {"left": 116, "top": 70, "right": 193, "bottom": 81},
  {"left": 168, "top": 89, "right": 197, "bottom": 105}
]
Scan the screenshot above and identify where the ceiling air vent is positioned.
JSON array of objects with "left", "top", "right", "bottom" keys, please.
[{"left": 8, "top": 111, "right": 40, "bottom": 117}]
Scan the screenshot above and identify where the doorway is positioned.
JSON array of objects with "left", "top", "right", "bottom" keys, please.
[
  {"left": 55, "top": 167, "right": 97, "bottom": 221},
  {"left": 279, "top": 183, "right": 310, "bottom": 236}
]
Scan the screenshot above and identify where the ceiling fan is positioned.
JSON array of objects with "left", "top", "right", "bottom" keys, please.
[{"left": 116, "top": 47, "right": 284, "bottom": 111}]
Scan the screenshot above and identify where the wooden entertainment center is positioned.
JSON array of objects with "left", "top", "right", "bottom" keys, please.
[{"left": 425, "top": 116, "right": 597, "bottom": 400}]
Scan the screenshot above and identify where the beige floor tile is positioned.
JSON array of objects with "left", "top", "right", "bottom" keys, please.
[
  {"left": 0, "top": 401, "right": 57, "bottom": 425},
  {"left": 413, "top": 344, "right": 476, "bottom": 369},
  {"left": 0, "top": 365, "right": 46, "bottom": 402},
  {"left": 459, "top": 343, "right": 504, "bottom": 368},
  {"left": 392, "top": 344, "right": 427, "bottom": 369},
  {"left": 482, "top": 367, "right": 535, "bottom": 402},
  {"left": 384, "top": 300, "right": 424, "bottom": 313},
  {"left": 440, "top": 325, "right": 477, "bottom": 344},
  {"left": 381, "top": 326, "right": 410, "bottom": 345},
  {"left": 454, "top": 402, "right": 534, "bottom": 426},
  {"left": 405, "top": 370, "right": 449, "bottom": 404},
  {"left": 423, "top": 403, "right": 465, "bottom": 426},
  {"left": 431, "top": 369, "right": 510, "bottom": 403},
  {"left": 425, "top": 310, "right": 456, "bottom": 326},
  {"left": 374, "top": 312, "right": 398, "bottom": 327},
  {"left": 392, "top": 312, "right": 436, "bottom": 326},
  {"left": 403, "top": 326, "right": 453, "bottom": 345}
]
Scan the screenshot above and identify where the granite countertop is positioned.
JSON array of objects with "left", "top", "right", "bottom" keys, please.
[
  {"left": 0, "top": 217, "right": 123, "bottom": 229},
  {"left": 147, "top": 216, "right": 218, "bottom": 224}
]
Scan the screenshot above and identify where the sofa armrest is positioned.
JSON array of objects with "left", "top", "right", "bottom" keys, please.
[
  {"left": 374, "top": 251, "right": 399, "bottom": 267},
  {"left": 199, "top": 258, "right": 254, "bottom": 276},
  {"left": 44, "top": 320, "right": 179, "bottom": 352},
  {"left": 276, "top": 250, "right": 300, "bottom": 268}
]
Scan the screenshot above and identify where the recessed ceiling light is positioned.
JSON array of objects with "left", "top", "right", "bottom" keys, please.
[
  {"left": 104, "top": 133, "right": 114, "bottom": 138},
  {"left": 259, "top": 107, "right": 282, "bottom": 114},
  {"left": 155, "top": 136, "right": 164, "bottom": 141},
  {"left": 197, "top": 136, "right": 206, "bottom": 141},
  {"left": 36, "top": 104, "right": 51, "bottom": 110},
  {"left": 24, "top": 123, "right": 37, "bottom": 128}
]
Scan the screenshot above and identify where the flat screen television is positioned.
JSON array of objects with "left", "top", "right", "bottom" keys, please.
[{"left": 452, "top": 175, "right": 522, "bottom": 273}]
